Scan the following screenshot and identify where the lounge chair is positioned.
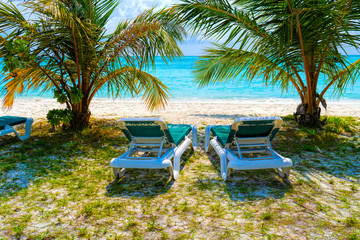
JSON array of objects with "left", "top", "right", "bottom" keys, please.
[
  {"left": 110, "top": 118, "right": 197, "bottom": 180},
  {"left": 205, "top": 116, "right": 292, "bottom": 181},
  {"left": 0, "top": 116, "right": 34, "bottom": 141}
]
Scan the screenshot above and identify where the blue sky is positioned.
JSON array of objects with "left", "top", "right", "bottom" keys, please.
[
  {"left": 107, "top": 0, "right": 360, "bottom": 56},
  {"left": 106, "top": 0, "right": 210, "bottom": 56},
  {"left": 10, "top": 0, "right": 360, "bottom": 56}
]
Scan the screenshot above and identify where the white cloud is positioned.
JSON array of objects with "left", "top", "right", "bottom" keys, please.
[
  {"left": 105, "top": 0, "right": 211, "bottom": 55},
  {"left": 106, "top": 0, "right": 180, "bottom": 33},
  {"left": 116, "top": 0, "right": 179, "bottom": 19}
]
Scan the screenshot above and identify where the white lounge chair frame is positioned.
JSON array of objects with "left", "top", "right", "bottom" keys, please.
[
  {"left": 205, "top": 117, "right": 292, "bottom": 181},
  {"left": 0, "top": 117, "right": 34, "bottom": 141},
  {"left": 110, "top": 118, "right": 197, "bottom": 180}
]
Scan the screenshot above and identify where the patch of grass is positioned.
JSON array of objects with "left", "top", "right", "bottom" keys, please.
[
  {"left": 345, "top": 217, "right": 359, "bottom": 228},
  {"left": 350, "top": 185, "right": 358, "bottom": 192},
  {"left": 277, "top": 115, "right": 359, "bottom": 152},
  {"left": 243, "top": 211, "right": 254, "bottom": 220},
  {"left": 125, "top": 218, "right": 139, "bottom": 230},
  {"left": 347, "top": 232, "right": 360, "bottom": 240},
  {"left": 12, "top": 224, "right": 26, "bottom": 239},
  {"left": 316, "top": 202, "right": 327, "bottom": 212},
  {"left": 147, "top": 216, "right": 162, "bottom": 232},
  {"left": 325, "top": 116, "right": 360, "bottom": 134},
  {"left": 262, "top": 212, "right": 273, "bottom": 221},
  {"left": 0, "top": 117, "right": 359, "bottom": 239}
]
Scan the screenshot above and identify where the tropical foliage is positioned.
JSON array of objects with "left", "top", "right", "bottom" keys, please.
[
  {"left": 170, "top": 0, "right": 360, "bottom": 127},
  {"left": 0, "top": 0, "right": 184, "bottom": 128}
]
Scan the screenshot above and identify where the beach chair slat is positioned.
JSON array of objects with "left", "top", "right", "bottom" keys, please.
[
  {"left": 120, "top": 119, "right": 176, "bottom": 145},
  {"left": 205, "top": 116, "right": 292, "bottom": 181},
  {"left": 0, "top": 116, "right": 27, "bottom": 130},
  {"left": 236, "top": 121, "right": 280, "bottom": 141},
  {"left": 0, "top": 116, "right": 33, "bottom": 141},
  {"left": 111, "top": 118, "right": 197, "bottom": 180},
  {"left": 126, "top": 124, "right": 163, "bottom": 137}
]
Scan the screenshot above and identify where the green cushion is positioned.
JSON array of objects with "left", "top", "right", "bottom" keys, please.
[
  {"left": 167, "top": 124, "right": 192, "bottom": 146},
  {"left": 237, "top": 120, "right": 278, "bottom": 140},
  {"left": 211, "top": 125, "right": 231, "bottom": 148},
  {"left": 120, "top": 121, "right": 191, "bottom": 146},
  {"left": 125, "top": 124, "right": 164, "bottom": 138},
  {"left": 0, "top": 116, "right": 27, "bottom": 130},
  {"left": 211, "top": 121, "right": 280, "bottom": 147}
]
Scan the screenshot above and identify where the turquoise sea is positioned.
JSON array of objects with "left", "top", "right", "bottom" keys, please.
[{"left": 2, "top": 56, "right": 360, "bottom": 101}]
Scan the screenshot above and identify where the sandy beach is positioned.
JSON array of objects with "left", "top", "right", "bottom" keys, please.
[
  {"left": 1, "top": 97, "right": 360, "bottom": 239},
  {"left": 1, "top": 98, "right": 359, "bottom": 125}
]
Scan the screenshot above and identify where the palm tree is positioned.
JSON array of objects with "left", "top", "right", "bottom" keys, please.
[
  {"left": 170, "top": 0, "right": 360, "bottom": 127},
  {"left": 0, "top": 0, "right": 184, "bottom": 129}
]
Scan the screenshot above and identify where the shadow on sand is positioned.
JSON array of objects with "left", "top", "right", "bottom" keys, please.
[
  {"left": 190, "top": 113, "right": 249, "bottom": 120},
  {"left": 105, "top": 149, "right": 195, "bottom": 198},
  {"left": 0, "top": 133, "right": 88, "bottom": 197},
  {"left": 205, "top": 150, "right": 293, "bottom": 202}
]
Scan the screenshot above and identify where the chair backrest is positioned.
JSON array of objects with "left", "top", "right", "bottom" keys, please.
[
  {"left": 225, "top": 117, "right": 283, "bottom": 147},
  {"left": 118, "top": 118, "right": 175, "bottom": 145},
  {"left": 0, "top": 116, "right": 27, "bottom": 130}
]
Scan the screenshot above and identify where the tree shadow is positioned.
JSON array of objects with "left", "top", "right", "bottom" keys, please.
[
  {"left": 190, "top": 113, "right": 249, "bottom": 120},
  {"left": 105, "top": 149, "right": 195, "bottom": 198},
  {"left": 288, "top": 153, "right": 360, "bottom": 184},
  {"left": 0, "top": 119, "right": 125, "bottom": 198},
  {"left": 203, "top": 116, "right": 360, "bottom": 203},
  {"left": 206, "top": 141, "right": 359, "bottom": 205},
  {"left": 224, "top": 172, "right": 293, "bottom": 202},
  {"left": 0, "top": 134, "right": 85, "bottom": 197},
  {"left": 206, "top": 150, "right": 293, "bottom": 202},
  {"left": 273, "top": 124, "right": 360, "bottom": 184}
]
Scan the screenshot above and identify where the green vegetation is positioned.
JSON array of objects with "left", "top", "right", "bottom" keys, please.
[
  {"left": 0, "top": 116, "right": 359, "bottom": 239},
  {"left": 170, "top": 0, "right": 360, "bottom": 127},
  {"left": 0, "top": 0, "right": 184, "bottom": 129},
  {"left": 46, "top": 109, "right": 73, "bottom": 131}
]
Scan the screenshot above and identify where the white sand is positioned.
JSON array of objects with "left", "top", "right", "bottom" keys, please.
[{"left": 1, "top": 98, "right": 359, "bottom": 125}]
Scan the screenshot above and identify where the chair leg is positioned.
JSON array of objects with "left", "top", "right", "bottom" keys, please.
[
  {"left": 275, "top": 167, "right": 291, "bottom": 179},
  {"left": 113, "top": 168, "right": 126, "bottom": 178},
  {"left": 168, "top": 166, "right": 174, "bottom": 180},
  {"left": 282, "top": 167, "right": 291, "bottom": 179},
  {"left": 227, "top": 168, "right": 232, "bottom": 179}
]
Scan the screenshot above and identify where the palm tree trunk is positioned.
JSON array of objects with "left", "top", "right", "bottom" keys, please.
[
  {"left": 294, "top": 103, "right": 322, "bottom": 127},
  {"left": 294, "top": 85, "right": 322, "bottom": 127},
  {"left": 70, "top": 98, "right": 91, "bottom": 129}
]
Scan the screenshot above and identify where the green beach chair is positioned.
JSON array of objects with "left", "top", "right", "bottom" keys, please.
[
  {"left": 110, "top": 118, "right": 197, "bottom": 180},
  {"left": 205, "top": 117, "right": 292, "bottom": 181},
  {"left": 0, "top": 116, "right": 34, "bottom": 141}
]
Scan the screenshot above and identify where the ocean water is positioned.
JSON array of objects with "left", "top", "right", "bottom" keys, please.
[{"left": 2, "top": 56, "right": 360, "bottom": 101}]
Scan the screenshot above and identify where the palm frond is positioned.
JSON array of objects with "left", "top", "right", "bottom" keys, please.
[
  {"left": 172, "top": 0, "right": 360, "bottom": 106},
  {"left": 0, "top": 0, "right": 184, "bottom": 114},
  {"left": 0, "top": 1, "right": 27, "bottom": 33},
  {"left": 194, "top": 45, "right": 303, "bottom": 95},
  {"left": 93, "top": 66, "right": 170, "bottom": 110},
  {"left": 101, "top": 8, "right": 184, "bottom": 72}
]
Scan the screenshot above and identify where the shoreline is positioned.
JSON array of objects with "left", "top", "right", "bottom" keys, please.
[
  {"left": 8, "top": 96, "right": 360, "bottom": 104},
  {"left": 1, "top": 98, "right": 359, "bottom": 125}
]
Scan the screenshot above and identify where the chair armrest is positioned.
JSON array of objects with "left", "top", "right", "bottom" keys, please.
[
  {"left": 190, "top": 124, "right": 198, "bottom": 151},
  {"left": 205, "top": 125, "right": 214, "bottom": 152}
]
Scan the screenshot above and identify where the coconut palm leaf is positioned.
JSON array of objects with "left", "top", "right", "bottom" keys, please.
[
  {"left": 0, "top": 0, "right": 184, "bottom": 128},
  {"left": 171, "top": 0, "right": 360, "bottom": 126},
  {"left": 0, "top": 1, "right": 26, "bottom": 33}
]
